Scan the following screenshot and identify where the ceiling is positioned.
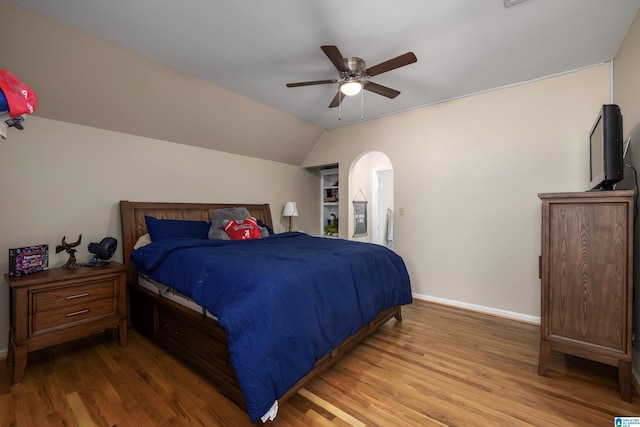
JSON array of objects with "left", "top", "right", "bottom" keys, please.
[{"left": 8, "top": 0, "right": 640, "bottom": 131}]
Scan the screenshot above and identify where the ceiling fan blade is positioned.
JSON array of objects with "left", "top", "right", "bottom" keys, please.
[
  {"left": 363, "top": 81, "right": 401, "bottom": 99},
  {"left": 328, "top": 91, "right": 345, "bottom": 108},
  {"left": 366, "top": 52, "right": 417, "bottom": 77},
  {"left": 321, "top": 45, "right": 349, "bottom": 72},
  {"left": 286, "top": 79, "right": 337, "bottom": 87}
]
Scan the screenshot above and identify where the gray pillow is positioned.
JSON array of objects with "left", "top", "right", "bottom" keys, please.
[
  {"left": 208, "top": 207, "right": 251, "bottom": 240},
  {"left": 208, "top": 228, "right": 230, "bottom": 240}
]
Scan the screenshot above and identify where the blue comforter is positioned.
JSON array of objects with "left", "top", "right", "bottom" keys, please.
[{"left": 131, "top": 232, "right": 412, "bottom": 421}]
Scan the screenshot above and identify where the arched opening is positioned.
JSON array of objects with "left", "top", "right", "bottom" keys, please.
[{"left": 348, "top": 151, "right": 394, "bottom": 247}]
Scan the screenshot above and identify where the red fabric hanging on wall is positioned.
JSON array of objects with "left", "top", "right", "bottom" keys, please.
[{"left": 0, "top": 70, "right": 38, "bottom": 117}]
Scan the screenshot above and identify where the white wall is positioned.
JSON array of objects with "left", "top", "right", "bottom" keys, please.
[
  {"left": 305, "top": 64, "right": 611, "bottom": 321},
  {"left": 0, "top": 116, "right": 309, "bottom": 355}
]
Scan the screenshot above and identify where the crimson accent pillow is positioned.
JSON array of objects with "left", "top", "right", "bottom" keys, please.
[
  {"left": 223, "top": 217, "right": 262, "bottom": 240},
  {"left": 208, "top": 207, "right": 251, "bottom": 240}
]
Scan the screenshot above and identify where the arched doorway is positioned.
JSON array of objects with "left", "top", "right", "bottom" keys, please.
[{"left": 348, "top": 151, "right": 394, "bottom": 247}]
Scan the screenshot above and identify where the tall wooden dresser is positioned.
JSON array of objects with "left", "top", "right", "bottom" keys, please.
[{"left": 537, "top": 190, "right": 634, "bottom": 401}]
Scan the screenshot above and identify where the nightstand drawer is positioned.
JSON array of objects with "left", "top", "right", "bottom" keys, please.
[
  {"left": 32, "top": 280, "right": 116, "bottom": 313},
  {"left": 32, "top": 297, "right": 116, "bottom": 333}
]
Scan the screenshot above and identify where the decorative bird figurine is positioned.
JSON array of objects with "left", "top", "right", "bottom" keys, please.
[{"left": 55, "top": 234, "right": 82, "bottom": 269}]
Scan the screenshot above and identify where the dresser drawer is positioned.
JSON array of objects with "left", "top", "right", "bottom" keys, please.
[
  {"left": 32, "top": 297, "right": 117, "bottom": 333},
  {"left": 157, "top": 309, "right": 235, "bottom": 378},
  {"left": 32, "top": 280, "right": 116, "bottom": 313}
]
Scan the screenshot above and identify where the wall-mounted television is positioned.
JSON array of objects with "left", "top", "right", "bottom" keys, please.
[{"left": 588, "top": 104, "right": 623, "bottom": 191}]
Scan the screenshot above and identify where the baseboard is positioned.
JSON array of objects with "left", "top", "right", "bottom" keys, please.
[{"left": 413, "top": 293, "right": 541, "bottom": 325}]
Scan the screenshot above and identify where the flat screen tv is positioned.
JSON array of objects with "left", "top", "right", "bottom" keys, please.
[{"left": 588, "top": 104, "right": 623, "bottom": 190}]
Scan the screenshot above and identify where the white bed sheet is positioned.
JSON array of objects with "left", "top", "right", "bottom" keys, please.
[{"left": 138, "top": 274, "right": 217, "bottom": 320}]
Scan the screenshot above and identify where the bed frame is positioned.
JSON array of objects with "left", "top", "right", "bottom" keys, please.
[{"left": 120, "top": 200, "right": 402, "bottom": 422}]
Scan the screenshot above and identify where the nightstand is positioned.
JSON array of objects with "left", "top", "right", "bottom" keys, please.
[{"left": 5, "top": 262, "right": 127, "bottom": 384}]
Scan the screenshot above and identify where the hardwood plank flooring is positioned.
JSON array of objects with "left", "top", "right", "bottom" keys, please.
[{"left": 2, "top": 300, "right": 640, "bottom": 426}]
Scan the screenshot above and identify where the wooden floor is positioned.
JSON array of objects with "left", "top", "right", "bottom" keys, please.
[{"left": 2, "top": 300, "right": 640, "bottom": 426}]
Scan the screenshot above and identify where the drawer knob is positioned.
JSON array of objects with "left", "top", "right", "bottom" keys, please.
[
  {"left": 66, "top": 293, "right": 90, "bottom": 300},
  {"left": 65, "top": 309, "right": 89, "bottom": 317}
]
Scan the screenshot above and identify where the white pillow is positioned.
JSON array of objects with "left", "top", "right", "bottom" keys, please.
[{"left": 133, "top": 233, "right": 152, "bottom": 249}]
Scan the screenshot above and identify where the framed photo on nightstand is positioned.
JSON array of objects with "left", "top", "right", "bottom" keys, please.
[{"left": 9, "top": 244, "right": 49, "bottom": 276}]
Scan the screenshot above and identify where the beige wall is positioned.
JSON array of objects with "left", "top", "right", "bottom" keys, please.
[
  {"left": 0, "top": 0, "right": 323, "bottom": 166},
  {"left": 306, "top": 64, "right": 611, "bottom": 321},
  {"left": 613, "top": 10, "right": 640, "bottom": 385},
  {"left": 0, "top": 117, "right": 310, "bottom": 355},
  {"left": 615, "top": 11, "right": 640, "bottom": 130}
]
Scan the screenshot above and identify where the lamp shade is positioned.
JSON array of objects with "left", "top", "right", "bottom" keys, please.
[
  {"left": 340, "top": 80, "right": 362, "bottom": 96},
  {"left": 282, "top": 201, "right": 298, "bottom": 217}
]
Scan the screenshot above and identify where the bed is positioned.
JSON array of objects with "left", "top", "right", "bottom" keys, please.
[{"left": 120, "top": 201, "right": 412, "bottom": 423}]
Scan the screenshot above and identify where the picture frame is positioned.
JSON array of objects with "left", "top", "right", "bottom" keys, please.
[
  {"left": 353, "top": 201, "right": 368, "bottom": 237},
  {"left": 9, "top": 244, "right": 49, "bottom": 276}
]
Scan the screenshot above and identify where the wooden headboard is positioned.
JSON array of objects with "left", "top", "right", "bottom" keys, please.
[{"left": 119, "top": 201, "right": 273, "bottom": 285}]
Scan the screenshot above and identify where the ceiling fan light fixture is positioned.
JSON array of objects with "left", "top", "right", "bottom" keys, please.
[{"left": 340, "top": 80, "right": 362, "bottom": 96}]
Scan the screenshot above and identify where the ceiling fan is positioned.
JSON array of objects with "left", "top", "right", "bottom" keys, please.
[{"left": 286, "top": 45, "right": 417, "bottom": 108}]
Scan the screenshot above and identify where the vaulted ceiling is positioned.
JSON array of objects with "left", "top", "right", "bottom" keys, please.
[{"left": 3, "top": 0, "right": 640, "bottom": 165}]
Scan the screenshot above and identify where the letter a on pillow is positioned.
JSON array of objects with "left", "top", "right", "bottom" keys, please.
[{"left": 223, "top": 217, "right": 262, "bottom": 240}]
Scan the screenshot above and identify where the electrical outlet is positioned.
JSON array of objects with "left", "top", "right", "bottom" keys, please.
[{"left": 399, "top": 208, "right": 405, "bottom": 216}]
